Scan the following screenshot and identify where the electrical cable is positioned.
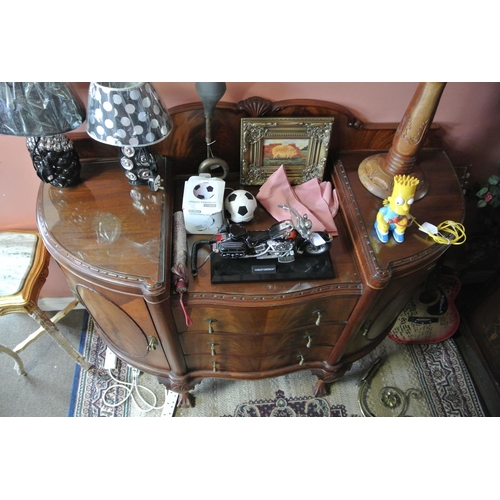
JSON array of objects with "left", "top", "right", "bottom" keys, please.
[
  {"left": 195, "top": 249, "right": 214, "bottom": 270},
  {"left": 179, "top": 291, "right": 192, "bottom": 327},
  {"left": 191, "top": 238, "right": 215, "bottom": 276},
  {"left": 101, "top": 367, "right": 165, "bottom": 413},
  {"left": 411, "top": 217, "right": 466, "bottom": 245}
]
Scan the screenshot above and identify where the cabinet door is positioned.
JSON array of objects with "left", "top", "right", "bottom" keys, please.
[{"left": 77, "top": 285, "right": 169, "bottom": 369}]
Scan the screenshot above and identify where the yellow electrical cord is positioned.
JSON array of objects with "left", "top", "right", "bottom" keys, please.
[{"left": 410, "top": 217, "right": 466, "bottom": 245}]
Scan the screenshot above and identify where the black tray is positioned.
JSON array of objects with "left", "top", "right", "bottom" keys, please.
[{"left": 210, "top": 251, "right": 334, "bottom": 283}]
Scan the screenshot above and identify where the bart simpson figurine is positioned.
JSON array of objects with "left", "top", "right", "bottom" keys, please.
[{"left": 374, "top": 174, "right": 419, "bottom": 244}]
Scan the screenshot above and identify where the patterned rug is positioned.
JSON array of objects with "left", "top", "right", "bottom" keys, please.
[{"left": 69, "top": 312, "right": 485, "bottom": 417}]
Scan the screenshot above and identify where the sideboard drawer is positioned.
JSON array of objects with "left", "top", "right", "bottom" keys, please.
[
  {"left": 185, "top": 345, "right": 336, "bottom": 373},
  {"left": 173, "top": 296, "right": 358, "bottom": 334},
  {"left": 179, "top": 323, "right": 343, "bottom": 358}
]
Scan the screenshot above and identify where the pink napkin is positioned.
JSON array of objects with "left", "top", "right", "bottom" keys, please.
[{"left": 256, "top": 165, "right": 339, "bottom": 235}]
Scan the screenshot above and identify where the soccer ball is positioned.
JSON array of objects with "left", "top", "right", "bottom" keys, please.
[
  {"left": 193, "top": 182, "right": 215, "bottom": 200},
  {"left": 225, "top": 190, "right": 258, "bottom": 223}
]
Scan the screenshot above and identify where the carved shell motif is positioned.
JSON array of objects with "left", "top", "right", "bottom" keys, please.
[{"left": 238, "top": 96, "right": 275, "bottom": 117}]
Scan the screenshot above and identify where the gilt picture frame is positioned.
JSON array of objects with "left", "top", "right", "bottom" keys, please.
[{"left": 240, "top": 117, "right": 334, "bottom": 185}]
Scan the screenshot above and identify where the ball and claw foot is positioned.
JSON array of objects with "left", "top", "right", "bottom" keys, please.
[
  {"left": 314, "top": 379, "right": 328, "bottom": 397},
  {"left": 177, "top": 392, "right": 195, "bottom": 408}
]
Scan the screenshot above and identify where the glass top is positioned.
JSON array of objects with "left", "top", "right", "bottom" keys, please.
[{"left": 38, "top": 158, "right": 167, "bottom": 288}]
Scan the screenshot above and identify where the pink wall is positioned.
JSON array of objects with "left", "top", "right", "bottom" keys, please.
[{"left": 1, "top": 82, "right": 499, "bottom": 297}]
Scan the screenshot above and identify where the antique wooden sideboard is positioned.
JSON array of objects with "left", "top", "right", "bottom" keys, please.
[{"left": 36, "top": 96, "right": 465, "bottom": 407}]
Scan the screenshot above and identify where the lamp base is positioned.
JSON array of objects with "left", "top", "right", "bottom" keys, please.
[
  {"left": 27, "top": 135, "right": 81, "bottom": 187},
  {"left": 198, "top": 156, "right": 229, "bottom": 179},
  {"left": 119, "top": 146, "right": 160, "bottom": 186},
  {"left": 358, "top": 153, "right": 429, "bottom": 200}
]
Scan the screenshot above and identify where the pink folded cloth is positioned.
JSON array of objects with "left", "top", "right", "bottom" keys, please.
[{"left": 256, "top": 165, "right": 339, "bottom": 235}]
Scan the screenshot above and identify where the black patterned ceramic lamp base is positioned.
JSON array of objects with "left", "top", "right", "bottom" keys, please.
[
  {"left": 27, "top": 134, "right": 81, "bottom": 187},
  {"left": 119, "top": 146, "right": 159, "bottom": 186}
]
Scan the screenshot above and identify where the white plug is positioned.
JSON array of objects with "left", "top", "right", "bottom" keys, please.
[
  {"left": 104, "top": 348, "right": 117, "bottom": 370},
  {"left": 419, "top": 222, "right": 438, "bottom": 236}
]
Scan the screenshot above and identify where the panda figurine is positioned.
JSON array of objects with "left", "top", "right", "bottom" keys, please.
[{"left": 225, "top": 189, "right": 258, "bottom": 223}]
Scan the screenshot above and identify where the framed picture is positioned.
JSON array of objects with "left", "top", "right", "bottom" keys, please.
[{"left": 240, "top": 117, "right": 334, "bottom": 185}]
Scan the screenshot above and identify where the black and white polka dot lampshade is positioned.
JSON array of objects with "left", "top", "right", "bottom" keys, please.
[{"left": 86, "top": 82, "right": 173, "bottom": 147}]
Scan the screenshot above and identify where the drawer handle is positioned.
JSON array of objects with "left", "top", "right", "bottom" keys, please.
[
  {"left": 212, "top": 361, "right": 218, "bottom": 372},
  {"left": 314, "top": 310, "right": 323, "bottom": 326},
  {"left": 305, "top": 335, "right": 312, "bottom": 348},
  {"left": 207, "top": 342, "right": 219, "bottom": 356},
  {"left": 204, "top": 318, "right": 218, "bottom": 334},
  {"left": 147, "top": 336, "right": 158, "bottom": 352},
  {"left": 298, "top": 354, "right": 305, "bottom": 366}
]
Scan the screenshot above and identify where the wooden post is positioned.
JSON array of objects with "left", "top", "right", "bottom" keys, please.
[{"left": 358, "top": 82, "right": 447, "bottom": 200}]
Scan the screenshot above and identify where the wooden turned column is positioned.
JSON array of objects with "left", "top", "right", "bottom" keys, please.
[{"left": 358, "top": 82, "right": 447, "bottom": 200}]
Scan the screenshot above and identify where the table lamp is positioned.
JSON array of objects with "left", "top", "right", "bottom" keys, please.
[
  {"left": 0, "top": 82, "right": 86, "bottom": 187},
  {"left": 86, "top": 82, "right": 173, "bottom": 188},
  {"left": 195, "top": 82, "right": 229, "bottom": 179}
]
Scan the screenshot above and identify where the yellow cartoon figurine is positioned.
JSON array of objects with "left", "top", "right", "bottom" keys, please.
[{"left": 374, "top": 174, "right": 419, "bottom": 244}]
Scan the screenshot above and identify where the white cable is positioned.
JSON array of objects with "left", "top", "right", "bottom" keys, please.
[{"left": 101, "top": 367, "right": 165, "bottom": 413}]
